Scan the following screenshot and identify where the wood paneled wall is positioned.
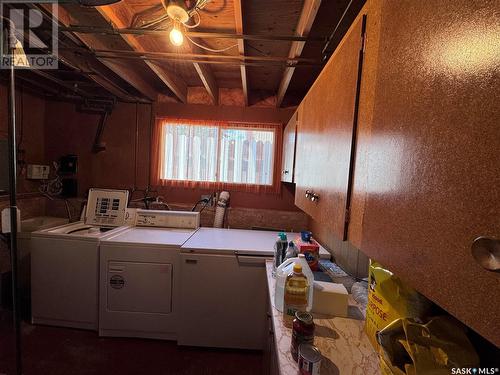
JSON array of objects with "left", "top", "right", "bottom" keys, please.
[{"left": 43, "top": 100, "right": 299, "bottom": 211}]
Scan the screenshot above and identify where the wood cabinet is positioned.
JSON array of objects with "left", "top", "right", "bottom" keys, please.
[
  {"left": 290, "top": 0, "right": 499, "bottom": 346},
  {"left": 350, "top": 0, "right": 500, "bottom": 346},
  {"left": 294, "top": 15, "right": 365, "bottom": 240},
  {"left": 280, "top": 111, "right": 297, "bottom": 183}
]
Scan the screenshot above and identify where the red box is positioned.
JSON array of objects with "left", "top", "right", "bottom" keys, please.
[{"left": 294, "top": 237, "right": 320, "bottom": 271}]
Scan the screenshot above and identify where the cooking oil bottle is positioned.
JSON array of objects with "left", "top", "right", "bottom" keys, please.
[{"left": 283, "top": 263, "right": 309, "bottom": 327}]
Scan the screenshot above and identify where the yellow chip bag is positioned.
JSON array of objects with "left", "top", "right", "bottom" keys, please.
[{"left": 365, "top": 261, "right": 432, "bottom": 350}]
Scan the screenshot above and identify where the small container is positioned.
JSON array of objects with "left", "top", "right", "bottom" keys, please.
[
  {"left": 291, "top": 311, "right": 315, "bottom": 361},
  {"left": 298, "top": 343, "right": 322, "bottom": 375},
  {"left": 273, "top": 232, "right": 288, "bottom": 274},
  {"left": 301, "top": 230, "right": 312, "bottom": 242},
  {"left": 295, "top": 237, "right": 320, "bottom": 271}
]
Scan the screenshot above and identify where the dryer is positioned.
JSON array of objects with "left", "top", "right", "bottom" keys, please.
[
  {"left": 31, "top": 188, "right": 129, "bottom": 330},
  {"left": 99, "top": 209, "right": 199, "bottom": 340}
]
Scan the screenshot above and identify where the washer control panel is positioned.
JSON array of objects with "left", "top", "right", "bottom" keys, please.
[{"left": 85, "top": 188, "right": 129, "bottom": 227}]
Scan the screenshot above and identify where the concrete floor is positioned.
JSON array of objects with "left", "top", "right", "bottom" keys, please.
[{"left": 0, "top": 310, "right": 264, "bottom": 375}]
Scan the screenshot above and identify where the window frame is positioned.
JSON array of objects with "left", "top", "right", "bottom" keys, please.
[{"left": 151, "top": 118, "right": 283, "bottom": 194}]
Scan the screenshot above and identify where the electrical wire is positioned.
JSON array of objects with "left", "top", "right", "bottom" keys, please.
[
  {"left": 191, "top": 198, "right": 210, "bottom": 213},
  {"left": 142, "top": 14, "right": 171, "bottom": 30},
  {"left": 194, "top": 0, "right": 213, "bottom": 12},
  {"left": 185, "top": 34, "right": 238, "bottom": 53},
  {"left": 142, "top": 0, "right": 211, "bottom": 31},
  {"left": 183, "top": 9, "right": 201, "bottom": 28}
]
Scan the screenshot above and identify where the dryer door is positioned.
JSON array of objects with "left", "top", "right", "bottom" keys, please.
[{"left": 107, "top": 261, "right": 172, "bottom": 314}]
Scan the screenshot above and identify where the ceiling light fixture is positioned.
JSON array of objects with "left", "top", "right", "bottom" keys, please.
[
  {"left": 169, "top": 21, "right": 184, "bottom": 46},
  {"left": 163, "top": 0, "right": 189, "bottom": 46},
  {"left": 164, "top": 0, "right": 190, "bottom": 24}
]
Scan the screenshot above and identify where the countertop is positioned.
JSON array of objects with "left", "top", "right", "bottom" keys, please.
[
  {"left": 265, "top": 260, "right": 380, "bottom": 375},
  {"left": 181, "top": 228, "right": 331, "bottom": 258}
]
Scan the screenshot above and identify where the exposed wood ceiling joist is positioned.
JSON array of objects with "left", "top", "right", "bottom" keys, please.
[
  {"left": 276, "top": 0, "right": 322, "bottom": 107},
  {"left": 193, "top": 61, "right": 218, "bottom": 104},
  {"left": 233, "top": 0, "right": 248, "bottom": 106},
  {"left": 26, "top": 0, "right": 357, "bottom": 108},
  {"left": 42, "top": 3, "right": 161, "bottom": 102},
  {"left": 30, "top": 70, "right": 97, "bottom": 98},
  {"left": 187, "top": 22, "right": 219, "bottom": 105},
  {"left": 60, "top": 53, "right": 141, "bottom": 102},
  {"left": 96, "top": 5, "right": 188, "bottom": 103},
  {"left": 17, "top": 4, "right": 141, "bottom": 102}
]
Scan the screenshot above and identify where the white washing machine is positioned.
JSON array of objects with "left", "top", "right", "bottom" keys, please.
[
  {"left": 98, "top": 209, "right": 200, "bottom": 340},
  {"left": 31, "top": 188, "right": 129, "bottom": 330}
]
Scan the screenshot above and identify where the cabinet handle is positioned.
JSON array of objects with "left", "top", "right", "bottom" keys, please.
[
  {"left": 305, "top": 190, "right": 319, "bottom": 202},
  {"left": 310, "top": 193, "right": 320, "bottom": 202},
  {"left": 185, "top": 259, "right": 198, "bottom": 264},
  {"left": 282, "top": 170, "right": 289, "bottom": 174},
  {"left": 471, "top": 237, "right": 500, "bottom": 272}
]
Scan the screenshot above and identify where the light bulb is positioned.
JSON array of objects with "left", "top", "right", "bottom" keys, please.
[{"left": 169, "top": 26, "right": 184, "bottom": 46}]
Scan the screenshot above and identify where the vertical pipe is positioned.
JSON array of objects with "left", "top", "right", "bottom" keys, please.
[
  {"left": 147, "top": 103, "right": 154, "bottom": 188},
  {"left": 134, "top": 102, "right": 139, "bottom": 190},
  {"left": 6, "top": 21, "right": 23, "bottom": 375}
]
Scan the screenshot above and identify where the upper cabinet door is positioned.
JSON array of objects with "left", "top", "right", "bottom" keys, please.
[
  {"left": 294, "top": 16, "right": 365, "bottom": 240},
  {"left": 281, "top": 111, "right": 297, "bottom": 183},
  {"left": 358, "top": 1, "right": 500, "bottom": 346}
]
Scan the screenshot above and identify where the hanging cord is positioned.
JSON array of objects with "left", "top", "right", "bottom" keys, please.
[
  {"left": 185, "top": 34, "right": 238, "bottom": 53},
  {"left": 38, "top": 161, "right": 75, "bottom": 221},
  {"left": 38, "top": 162, "right": 63, "bottom": 196}
]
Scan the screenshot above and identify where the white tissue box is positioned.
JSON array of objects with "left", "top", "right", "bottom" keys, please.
[{"left": 312, "top": 281, "right": 348, "bottom": 317}]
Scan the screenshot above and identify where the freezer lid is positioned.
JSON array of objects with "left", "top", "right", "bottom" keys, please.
[{"left": 181, "top": 228, "right": 330, "bottom": 257}]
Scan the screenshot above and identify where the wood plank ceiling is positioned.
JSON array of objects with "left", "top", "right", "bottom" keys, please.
[{"left": 6, "top": 0, "right": 365, "bottom": 107}]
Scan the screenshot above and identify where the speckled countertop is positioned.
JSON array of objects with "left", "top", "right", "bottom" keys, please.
[{"left": 265, "top": 260, "right": 380, "bottom": 375}]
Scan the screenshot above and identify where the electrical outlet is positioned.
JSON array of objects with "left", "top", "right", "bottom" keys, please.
[{"left": 27, "top": 164, "right": 50, "bottom": 179}]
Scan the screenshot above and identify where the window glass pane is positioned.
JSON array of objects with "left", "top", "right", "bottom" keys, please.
[
  {"left": 161, "top": 123, "right": 218, "bottom": 182},
  {"left": 219, "top": 128, "right": 275, "bottom": 185}
]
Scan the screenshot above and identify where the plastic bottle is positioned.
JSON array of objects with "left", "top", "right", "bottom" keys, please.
[
  {"left": 273, "top": 232, "right": 288, "bottom": 273},
  {"left": 282, "top": 263, "right": 309, "bottom": 327},
  {"left": 279, "top": 232, "right": 288, "bottom": 264},
  {"left": 275, "top": 254, "right": 314, "bottom": 312},
  {"left": 284, "top": 240, "right": 297, "bottom": 260}
]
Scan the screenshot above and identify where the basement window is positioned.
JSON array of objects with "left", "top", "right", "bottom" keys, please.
[{"left": 152, "top": 119, "right": 282, "bottom": 193}]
